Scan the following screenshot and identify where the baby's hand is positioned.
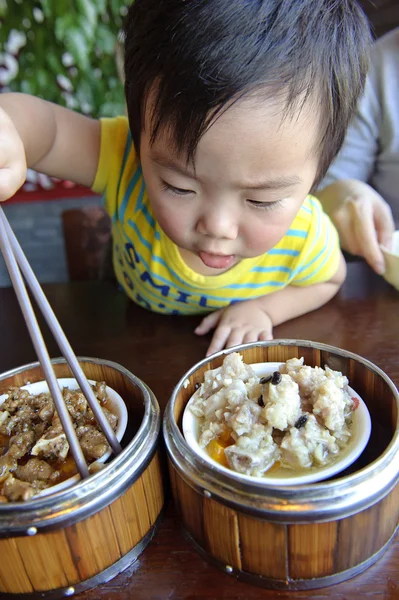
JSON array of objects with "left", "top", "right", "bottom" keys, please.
[
  {"left": 195, "top": 299, "right": 273, "bottom": 356},
  {"left": 0, "top": 107, "right": 27, "bottom": 201},
  {"left": 318, "top": 180, "right": 395, "bottom": 275}
]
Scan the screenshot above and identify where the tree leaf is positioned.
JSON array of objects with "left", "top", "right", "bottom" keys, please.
[
  {"left": 75, "top": 1, "right": 98, "bottom": 43},
  {"left": 64, "top": 28, "right": 90, "bottom": 70},
  {"left": 55, "top": 14, "right": 76, "bottom": 42},
  {"left": 39, "top": 0, "right": 53, "bottom": 19},
  {"left": 96, "top": 24, "right": 117, "bottom": 55},
  {"left": 1, "top": 0, "right": 126, "bottom": 117},
  {"left": 76, "top": 0, "right": 98, "bottom": 27}
]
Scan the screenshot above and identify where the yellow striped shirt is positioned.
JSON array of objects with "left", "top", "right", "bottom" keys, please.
[{"left": 92, "top": 117, "right": 340, "bottom": 315}]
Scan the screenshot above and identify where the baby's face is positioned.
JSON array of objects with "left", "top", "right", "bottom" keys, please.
[{"left": 140, "top": 94, "right": 320, "bottom": 274}]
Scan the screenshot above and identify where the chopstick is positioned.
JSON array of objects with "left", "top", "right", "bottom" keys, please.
[
  {"left": 0, "top": 206, "right": 122, "bottom": 477},
  {"left": 0, "top": 207, "right": 89, "bottom": 478}
]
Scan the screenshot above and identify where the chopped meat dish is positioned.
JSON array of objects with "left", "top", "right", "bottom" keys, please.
[
  {"left": 188, "top": 353, "right": 359, "bottom": 478},
  {"left": 0, "top": 382, "right": 118, "bottom": 502}
]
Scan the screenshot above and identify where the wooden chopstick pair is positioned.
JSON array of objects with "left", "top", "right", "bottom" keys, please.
[{"left": 0, "top": 205, "right": 122, "bottom": 479}]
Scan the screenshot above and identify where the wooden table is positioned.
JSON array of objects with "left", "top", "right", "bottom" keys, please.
[{"left": 0, "top": 262, "right": 398, "bottom": 599}]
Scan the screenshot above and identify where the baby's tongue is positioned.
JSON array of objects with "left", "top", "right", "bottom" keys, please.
[{"left": 199, "top": 251, "right": 235, "bottom": 269}]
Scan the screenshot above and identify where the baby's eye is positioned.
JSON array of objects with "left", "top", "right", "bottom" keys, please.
[
  {"left": 246, "top": 199, "right": 283, "bottom": 211},
  {"left": 161, "top": 181, "right": 193, "bottom": 196}
]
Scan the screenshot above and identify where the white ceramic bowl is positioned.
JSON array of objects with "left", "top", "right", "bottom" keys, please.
[
  {"left": 381, "top": 230, "right": 399, "bottom": 291},
  {"left": 182, "top": 361, "right": 372, "bottom": 486},
  {"left": 0, "top": 378, "right": 128, "bottom": 496}
]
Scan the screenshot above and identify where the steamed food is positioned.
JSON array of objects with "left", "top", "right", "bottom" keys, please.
[
  {"left": 189, "top": 353, "right": 359, "bottom": 477},
  {"left": 0, "top": 382, "right": 118, "bottom": 502}
]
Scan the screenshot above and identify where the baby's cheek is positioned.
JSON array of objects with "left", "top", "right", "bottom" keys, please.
[
  {"left": 243, "top": 222, "right": 288, "bottom": 254},
  {"left": 154, "top": 204, "right": 188, "bottom": 239}
]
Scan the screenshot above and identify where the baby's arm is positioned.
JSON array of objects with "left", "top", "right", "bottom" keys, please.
[
  {"left": 317, "top": 179, "right": 395, "bottom": 274},
  {"left": 195, "top": 254, "right": 346, "bottom": 356},
  {"left": 0, "top": 93, "right": 101, "bottom": 201}
]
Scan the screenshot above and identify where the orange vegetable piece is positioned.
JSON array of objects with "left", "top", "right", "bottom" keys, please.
[
  {"left": 206, "top": 431, "right": 234, "bottom": 468},
  {"left": 265, "top": 461, "right": 280, "bottom": 473}
]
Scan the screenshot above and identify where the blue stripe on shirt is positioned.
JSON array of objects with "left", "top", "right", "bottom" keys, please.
[
  {"left": 297, "top": 222, "right": 328, "bottom": 274},
  {"left": 290, "top": 201, "right": 322, "bottom": 281},
  {"left": 251, "top": 265, "right": 292, "bottom": 274},
  {"left": 226, "top": 281, "right": 285, "bottom": 289},
  {"left": 295, "top": 207, "right": 324, "bottom": 276},
  {"left": 286, "top": 228, "right": 308, "bottom": 238},
  {"left": 267, "top": 248, "right": 300, "bottom": 257},
  {"left": 294, "top": 226, "right": 332, "bottom": 283},
  {"left": 294, "top": 241, "right": 334, "bottom": 283},
  {"left": 117, "top": 232, "right": 196, "bottom": 309},
  {"left": 119, "top": 167, "right": 142, "bottom": 222},
  {"left": 133, "top": 170, "right": 160, "bottom": 237},
  {"left": 126, "top": 221, "right": 174, "bottom": 271},
  {"left": 115, "top": 132, "right": 132, "bottom": 203},
  {"left": 127, "top": 218, "right": 152, "bottom": 252},
  {"left": 300, "top": 204, "right": 312, "bottom": 215}
]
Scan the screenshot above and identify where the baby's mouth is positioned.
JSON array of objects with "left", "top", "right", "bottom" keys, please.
[{"left": 198, "top": 251, "right": 236, "bottom": 269}]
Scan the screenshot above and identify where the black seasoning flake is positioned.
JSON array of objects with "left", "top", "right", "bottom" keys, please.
[
  {"left": 194, "top": 383, "right": 200, "bottom": 390},
  {"left": 260, "top": 375, "right": 272, "bottom": 385},
  {"left": 257, "top": 395, "right": 265, "bottom": 407},
  {"left": 295, "top": 415, "right": 308, "bottom": 429},
  {"left": 271, "top": 371, "right": 282, "bottom": 385}
]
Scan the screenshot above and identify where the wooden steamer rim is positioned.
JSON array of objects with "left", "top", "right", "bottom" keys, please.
[
  {"left": 0, "top": 356, "right": 161, "bottom": 537},
  {"left": 164, "top": 340, "right": 399, "bottom": 524}
]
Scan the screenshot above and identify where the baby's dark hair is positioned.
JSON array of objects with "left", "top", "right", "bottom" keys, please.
[{"left": 123, "top": 0, "right": 371, "bottom": 186}]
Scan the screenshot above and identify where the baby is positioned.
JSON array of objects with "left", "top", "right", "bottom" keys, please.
[{"left": 0, "top": 0, "right": 371, "bottom": 356}]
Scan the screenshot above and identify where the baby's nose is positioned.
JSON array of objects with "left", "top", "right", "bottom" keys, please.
[{"left": 197, "top": 208, "right": 238, "bottom": 240}]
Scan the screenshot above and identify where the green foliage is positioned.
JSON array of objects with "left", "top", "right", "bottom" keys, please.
[{"left": 0, "top": 0, "right": 127, "bottom": 117}]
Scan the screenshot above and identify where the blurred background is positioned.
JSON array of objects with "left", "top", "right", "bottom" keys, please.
[
  {"left": 0, "top": 0, "right": 398, "bottom": 285},
  {"left": 1, "top": 0, "right": 126, "bottom": 116},
  {"left": 0, "top": 0, "right": 126, "bottom": 285}
]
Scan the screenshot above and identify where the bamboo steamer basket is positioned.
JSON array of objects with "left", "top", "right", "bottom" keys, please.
[
  {"left": 164, "top": 340, "right": 399, "bottom": 590},
  {"left": 0, "top": 357, "right": 164, "bottom": 598}
]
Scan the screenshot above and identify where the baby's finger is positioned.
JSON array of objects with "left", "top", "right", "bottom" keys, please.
[
  {"left": 195, "top": 309, "right": 222, "bottom": 335},
  {"left": 205, "top": 324, "right": 232, "bottom": 356},
  {"left": 225, "top": 328, "right": 247, "bottom": 350},
  {"left": 242, "top": 331, "right": 261, "bottom": 344},
  {"left": 259, "top": 330, "right": 273, "bottom": 341},
  {"left": 350, "top": 198, "right": 385, "bottom": 274}
]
